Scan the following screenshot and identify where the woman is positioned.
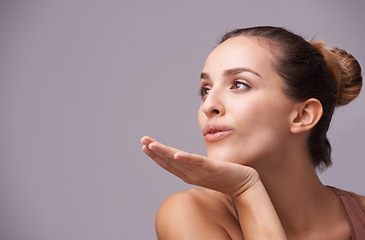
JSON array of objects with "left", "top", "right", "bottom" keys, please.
[{"left": 141, "top": 26, "right": 365, "bottom": 239}]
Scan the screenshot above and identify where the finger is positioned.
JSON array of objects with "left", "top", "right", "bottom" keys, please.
[
  {"left": 141, "top": 136, "right": 186, "bottom": 159},
  {"left": 142, "top": 145, "right": 162, "bottom": 160},
  {"left": 142, "top": 145, "right": 189, "bottom": 181},
  {"left": 140, "top": 136, "right": 156, "bottom": 147},
  {"left": 140, "top": 137, "right": 201, "bottom": 183},
  {"left": 148, "top": 141, "right": 185, "bottom": 159},
  {"left": 141, "top": 139, "right": 191, "bottom": 172},
  {"left": 142, "top": 145, "right": 169, "bottom": 169},
  {"left": 174, "top": 151, "right": 208, "bottom": 167},
  {"left": 150, "top": 147, "right": 194, "bottom": 176}
]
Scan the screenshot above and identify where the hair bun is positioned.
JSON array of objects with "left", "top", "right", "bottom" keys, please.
[{"left": 311, "top": 41, "right": 362, "bottom": 106}]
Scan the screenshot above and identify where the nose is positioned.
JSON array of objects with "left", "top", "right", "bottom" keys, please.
[{"left": 201, "top": 89, "right": 225, "bottom": 118}]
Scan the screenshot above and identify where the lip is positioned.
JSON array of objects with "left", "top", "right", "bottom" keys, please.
[{"left": 202, "top": 123, "right": 232, "bottom": 142}]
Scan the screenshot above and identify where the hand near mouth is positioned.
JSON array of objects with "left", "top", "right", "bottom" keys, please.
[
  {"left": 141, "top": 136, "right": 287, "bottom": 239},
  {"left": 140, "top": 136, "right": 259, "bottom": 198}
]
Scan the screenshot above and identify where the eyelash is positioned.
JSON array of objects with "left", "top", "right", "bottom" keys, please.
[
  {"left": 199, "top": 80, "right": 250, "bottom": 99},
  {"left": 199, "top": 87, "right": 210, "bottom": 98}
]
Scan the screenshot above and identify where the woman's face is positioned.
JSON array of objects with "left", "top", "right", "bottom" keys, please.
[{"left": 197, "top": 36, "right": 296, "bottom": 165}]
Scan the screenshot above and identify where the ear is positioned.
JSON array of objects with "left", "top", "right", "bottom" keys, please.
[{"left": 289, "top": 98, "right": 323, "bottom": 134}]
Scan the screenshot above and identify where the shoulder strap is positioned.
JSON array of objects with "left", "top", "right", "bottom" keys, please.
[{"left": 330, "top": 186, "right": 365, "bottom": 240}]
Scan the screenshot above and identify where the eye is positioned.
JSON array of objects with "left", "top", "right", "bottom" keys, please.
[
  {"left": 231, "top": 80, "right": 250, "bottom": 90},
  {"left": 199, "top": 87, "right": 211, "bottom": 98}
]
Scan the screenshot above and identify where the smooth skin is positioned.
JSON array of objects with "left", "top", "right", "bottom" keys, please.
[{"left": 141, "top": 36, "right": 365, "bottom": 240}]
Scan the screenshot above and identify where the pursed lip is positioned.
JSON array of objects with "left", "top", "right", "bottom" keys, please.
[
  {"left": 202, "top": 123, "right": 232, "bottom": 142},
  {"left": 203, "top": 123, "right": 232, "bottom": 136}
]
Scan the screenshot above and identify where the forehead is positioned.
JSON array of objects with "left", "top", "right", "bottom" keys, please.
[{"left": 203, "top": 36, "right": 275, "bottom": 76}]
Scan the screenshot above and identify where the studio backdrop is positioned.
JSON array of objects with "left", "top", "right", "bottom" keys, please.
[{"left": 0, "top": 0, "right": 364, "bottom": 239}]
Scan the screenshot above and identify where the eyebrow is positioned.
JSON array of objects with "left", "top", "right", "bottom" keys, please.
[{"left": 201, "top": 67, "right": 261, "bottom": 80}]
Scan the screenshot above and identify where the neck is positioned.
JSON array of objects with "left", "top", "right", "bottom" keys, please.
[{"left": 250, "top": 145, "right": 337, "bottom": 235}]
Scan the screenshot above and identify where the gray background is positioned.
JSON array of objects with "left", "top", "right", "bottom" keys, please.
[{"left": 0, "top": 0, "right": 364, "bottom": 239}]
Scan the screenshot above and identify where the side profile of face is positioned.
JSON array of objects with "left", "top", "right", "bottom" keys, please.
[{"left": 197, "top": 36, "right": 298, "bottom": 166}]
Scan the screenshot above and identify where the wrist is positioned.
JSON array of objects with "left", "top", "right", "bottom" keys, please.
[
  {"left": 231, "top": 180, "right": 287, "bottom": 239},
  {"left": 230, "top": 169, "right": 261, "bottom": 199},
  {"left": 232, "top": 179, "right": 265, "bottom": 203}
]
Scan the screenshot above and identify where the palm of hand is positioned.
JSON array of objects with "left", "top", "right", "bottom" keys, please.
[{"left": 141, "top": 136, "right": 259, "bottom": 198}]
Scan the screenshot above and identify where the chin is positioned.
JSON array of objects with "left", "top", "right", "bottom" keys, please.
[{"left": 207, "top": 148, "right": 254, "bottom": 165}]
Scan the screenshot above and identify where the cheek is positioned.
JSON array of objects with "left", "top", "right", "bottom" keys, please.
[
  {"left": 197, "top": 106, "right": 205, "bottom": 131},
  {"left": 253, "top": 104, "right": 292, "bottom": 144},
  {"left": 232, "top": 96, "right": 292, "bottom": 140}
]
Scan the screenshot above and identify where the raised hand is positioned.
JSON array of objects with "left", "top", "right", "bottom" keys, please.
[{"left": 141, "top": 136, "right": 259, "bottom": 198}]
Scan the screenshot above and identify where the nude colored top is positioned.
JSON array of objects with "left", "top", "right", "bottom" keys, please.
[{"left": 330, "top": 186, "right": 365, "bottom": 240}]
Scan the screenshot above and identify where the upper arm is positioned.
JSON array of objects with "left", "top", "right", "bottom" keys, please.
[{"left": 155, "top": 190, "right": 232, "bottom": 240}]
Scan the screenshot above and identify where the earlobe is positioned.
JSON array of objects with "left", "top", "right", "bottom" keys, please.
[{"left": 290, "top": 98, "right": 323, "bottom": 134}]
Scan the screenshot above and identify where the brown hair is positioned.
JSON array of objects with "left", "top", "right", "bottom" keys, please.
[{"left": 220, "top": 26, "right": 362, "bottom": 169}]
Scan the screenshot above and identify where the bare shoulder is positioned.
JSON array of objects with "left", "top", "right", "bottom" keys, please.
[{"left": 155, "top": 188, "right": 243, "bottom": 240}]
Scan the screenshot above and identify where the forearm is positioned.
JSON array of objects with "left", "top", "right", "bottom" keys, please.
[{"left": 233, "top": 180, "right": 287, "bottom": 240}]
